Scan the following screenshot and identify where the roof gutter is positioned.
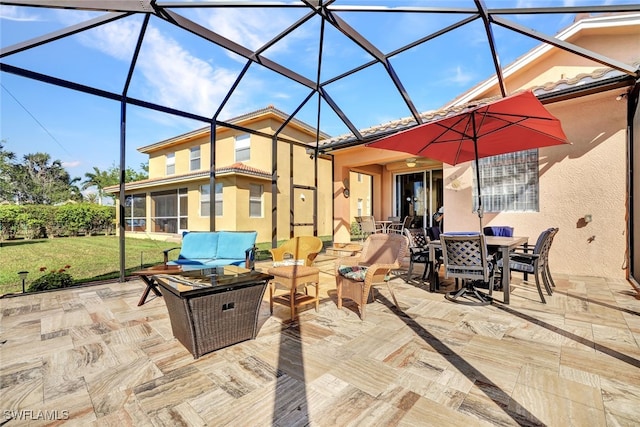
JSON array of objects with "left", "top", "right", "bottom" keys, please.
[{"left": 536, "top": 73, "right": 638, "bottom": 104}]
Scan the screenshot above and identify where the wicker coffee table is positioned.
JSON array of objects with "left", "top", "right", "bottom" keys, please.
[{"left": 153, "top": 266, "right": 272, "bottom": 358}]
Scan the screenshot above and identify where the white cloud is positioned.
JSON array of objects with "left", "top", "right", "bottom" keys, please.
[
  {"left": 67, "top": 16, "right": 248, "bottom": 118},
  {"left": 138, "top": 26, "right": 241, "bottom": 117},
  {"left": 443, "top": 66, "right": 475, "bottom": 86},
  {"left": 0, "top": 5, "right": 41, "bottom": 21},
  {"left": 201, "top": 8, "right": 312, "bottom": 58},
  {"left": 62, "top": 160, "right": 81, "bottom": 168}
]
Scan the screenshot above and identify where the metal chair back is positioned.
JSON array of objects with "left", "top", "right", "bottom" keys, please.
[{"left": 440, "top": 233, "right": 492, "bottom": 283}]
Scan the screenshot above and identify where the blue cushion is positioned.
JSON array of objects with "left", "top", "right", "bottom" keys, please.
[
  {"left": 484, "top": 226, "right": 514, "bottom": 237},
  {"left": 178, "top": 232, "right": 219, "bottom": 260},
  {"left": 217, "top": 231, "right": 257, "bottom": 260},
  {"left": 168, "top": 258, "right": 245, "bottom": 267}
]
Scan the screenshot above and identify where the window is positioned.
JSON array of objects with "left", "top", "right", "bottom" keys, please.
[
  {"left": 190, "top": 146, "right": 201, "bottom": 171},
  {"left": 215, "top": 183, "right": 223, "bottom": 215},
  {"left": 200, "top": 183, "right": 223, "bottom": 216},
  {"left": 200, "top": 184, "right": 209, "bottom": 216},
  {"left": 166, "top": 152, "right": 175, "bottom": 175},
  {"left": 151, "top": 188, "right": 188, "bottom": 233},
  {"left": 249, "top": 184, "right": 262, "bottom": 217},
  {"left": 474, "top": 149, "right": 539, "bottom": 213},
  {"left": 124, "top": 193, "right": 146, "bottom": 231},
  {"left": 235, "top": 134, "right": 250, "bottom": 162}
]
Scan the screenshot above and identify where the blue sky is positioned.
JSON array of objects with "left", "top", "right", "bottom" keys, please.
[{"left": 1, "top": 0, "right": 636, "bottom": 190}]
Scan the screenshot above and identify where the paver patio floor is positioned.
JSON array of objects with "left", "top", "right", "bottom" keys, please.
[{"left": 1, "top": 255, "right": 639, "bottom": 426}]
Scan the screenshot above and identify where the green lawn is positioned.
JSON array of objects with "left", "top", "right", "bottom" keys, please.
[
  {"left": 0, "top": 235, "right": 333, "bottom": 295},
  {"left": 0, "top": 236, "right": 179, "bottom": 295}
]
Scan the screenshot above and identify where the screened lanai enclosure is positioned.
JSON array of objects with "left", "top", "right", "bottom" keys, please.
[{"left": 1, "top": 1, "right": 639, "bottom": 283}]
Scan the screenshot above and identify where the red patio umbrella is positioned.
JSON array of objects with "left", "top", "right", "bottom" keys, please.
[{"left": 367, "top": 90, "right": 570, "bottom": 229}]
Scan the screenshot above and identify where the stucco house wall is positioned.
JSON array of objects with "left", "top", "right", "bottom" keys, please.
[
  {"left": 444, "top": 90, "right": 628, "bottom": 277},
  {"left": 109, "top": 108, "right": 333, "bottom": 244},
  {"left": 329, "top": 14, "right": 636, "bottom": 279}
]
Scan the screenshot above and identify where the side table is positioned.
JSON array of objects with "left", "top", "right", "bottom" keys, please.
[
  {"left": 267, "top": 265, "right": 320, "bottom": 321},
  {"left": 131, "top": 265, "right": 182, "bottom": 306}
]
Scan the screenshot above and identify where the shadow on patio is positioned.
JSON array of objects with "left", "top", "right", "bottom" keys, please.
[{"left": 0, "top": 253, "right": 639, "bottom": 425}]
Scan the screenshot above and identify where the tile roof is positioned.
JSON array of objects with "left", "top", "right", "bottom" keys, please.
[
  {"left": 318, "top": 63, "right": 638, "bottom": 151},
  {"left": 104, "top": 162, "right": 270, "bottom": 193},
  {"left": 138, "top": 105, "right": 329, "bottom": 153}
]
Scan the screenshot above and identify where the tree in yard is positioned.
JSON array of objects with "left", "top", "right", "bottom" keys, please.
[
  {"left": 13, "top": 153, "right": 83, "bottom": 204},
  {"left": 0, "top": 141, "right": 17, "bottom": 203},
  {"left": 81, "top": 166, "right": 111, "bottom": 205}
]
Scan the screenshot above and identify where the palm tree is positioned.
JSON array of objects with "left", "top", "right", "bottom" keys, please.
[{"left": 81, "top": 167, "right": 111, "bottom": 205}]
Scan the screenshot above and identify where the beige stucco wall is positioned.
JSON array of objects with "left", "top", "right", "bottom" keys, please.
[
  {"left": 119, "top": 113, "right": 333, "bottom": 245},
  {"left": 330, "top": 20, "right": 634, "bottom": 278},
  {"left": 444, "top": 90, "right": 627, "bottom": 278}
]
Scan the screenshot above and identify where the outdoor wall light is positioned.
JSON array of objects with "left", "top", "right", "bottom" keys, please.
[
  {"left": 17, "top": 271, "right": 28, "bottom": 293},
  {"left": 616, "top": 93, "right": 627, "bottom": 101},
  {"left": 300, "top": 194, "right": 305, "bottom": 201},
  {"left": 406, "top": 158, "right": 417, "bottom": 167}
]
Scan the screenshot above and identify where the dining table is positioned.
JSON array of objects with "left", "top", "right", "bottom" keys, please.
[
  {"left": 427, "top": 235, "right": 529, "bottom": 304},
  {"left": 375, "top": 220, "right": 394, "bottom": 233}
]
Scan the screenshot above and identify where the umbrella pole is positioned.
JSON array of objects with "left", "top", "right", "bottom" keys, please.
[
  {"left": 475, "top": 157, "right": 484, "bottom": 231},
  {"left": 472, "top": 118, "right": 484, "bottom": 232}
]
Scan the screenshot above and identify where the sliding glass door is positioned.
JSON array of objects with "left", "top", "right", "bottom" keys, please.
[{"left": 394, "top": 170, "right": 443, "bottom": 229}]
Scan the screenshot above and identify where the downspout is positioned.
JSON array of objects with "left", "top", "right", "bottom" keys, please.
[{"left": 626, "top": 78, "right": 640, "bottom": 290}]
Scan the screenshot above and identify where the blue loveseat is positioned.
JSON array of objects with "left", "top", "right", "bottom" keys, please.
[{"left": 163, "top": 231, "right": 257, "bottom": 269}]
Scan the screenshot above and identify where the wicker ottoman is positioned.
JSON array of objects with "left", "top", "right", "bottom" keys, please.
[{"left": 267, "top": 265, "right": 320, "bottom": 321}]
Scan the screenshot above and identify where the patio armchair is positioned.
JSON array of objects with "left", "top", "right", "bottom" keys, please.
[
  {"left": 269, "top": 236, "right": 324, "bottom": 266},
  {"left": 441, "top": 232, "right": 496, "bottom": 306},
  {"left": 497, "top": 228, "right": 558, "bottom": 303},
  {"left": 335, "top": 233, "right": 408, "bottom": 320},
  {"left": 403, "top": 228, "right": 430, "bottom": 282}
]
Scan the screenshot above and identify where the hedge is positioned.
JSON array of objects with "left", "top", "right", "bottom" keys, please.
[{"left": 0, "top": 203, "right": 116, "bottom": 239}]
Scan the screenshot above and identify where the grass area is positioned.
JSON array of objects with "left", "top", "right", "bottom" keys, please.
[
  {"left": 0, "top": 236, "right": 178, "bottom": 295},
  {"left": 0, "top": 235, "right": 335, "bottom": 295}
]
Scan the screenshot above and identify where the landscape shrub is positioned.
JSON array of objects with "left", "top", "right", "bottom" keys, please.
[
  {"left": 27, "top": 265, "right": 74, "bottom": 292},
  {"left": 0, "top": 203, "right": 116, "bottom": 239},
  {"left": 0, "top": 205, "right": 24, "bottom": 240}
]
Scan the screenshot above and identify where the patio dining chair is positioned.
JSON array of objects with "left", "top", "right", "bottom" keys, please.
[
  {"left": 388, "top": 215, "right": 413, "bottom": 234},
  {"left": 441, "top": 233, "right": 496, "bottom": 306},
  {"left": 355, "top": 215, "right": 384, "bottom": 239},
  {"left": 483, "top": 226, "right": 514, "bottom": 237},
  {"left": 497, "top": 228, "right": 558, "bottom": 303},
  {"left": 335, "top": 233, "right": 408, "bottom": 320},
  {"left": 403, "top": 228, "right": 430, "bottom": 282}
]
